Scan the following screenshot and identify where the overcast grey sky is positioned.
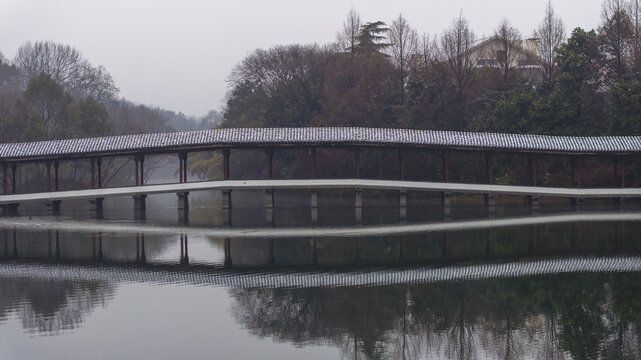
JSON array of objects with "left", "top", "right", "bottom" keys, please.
[{"left": 0, "top": 0, "right": 605, "bottom": 117}]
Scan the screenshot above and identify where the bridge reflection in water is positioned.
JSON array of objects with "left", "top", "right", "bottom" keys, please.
[{"left": 2, "top": 212, "right": 641, "bottom": 359}]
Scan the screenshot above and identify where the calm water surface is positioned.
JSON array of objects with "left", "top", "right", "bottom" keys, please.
[{"left": 1, "top": 191, "right": 641, "bottom": 359}]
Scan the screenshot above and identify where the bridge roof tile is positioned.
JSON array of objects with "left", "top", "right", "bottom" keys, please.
[{"left": 0, "top": 127, "right": 640, "bottom": 161}]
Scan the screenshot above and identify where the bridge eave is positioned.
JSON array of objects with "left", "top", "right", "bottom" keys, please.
[{"left": 0, "top": 143, "right": 638, "bottom": 163}]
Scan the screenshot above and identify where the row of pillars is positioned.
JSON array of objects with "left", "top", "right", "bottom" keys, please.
[
  {"left": 1, "top": 148, "right": 631, "bottom": 218},
  {"left": 0, "top": 149, "right": 630, "bottom": 195}
]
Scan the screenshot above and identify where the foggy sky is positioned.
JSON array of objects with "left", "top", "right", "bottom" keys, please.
[{"left": 0, "top": 0, "right": 604, "bottom": 117}]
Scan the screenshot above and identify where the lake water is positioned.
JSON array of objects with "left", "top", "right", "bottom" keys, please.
[{"left": 1, "top": 191, "right": 641, "bottom": 359}]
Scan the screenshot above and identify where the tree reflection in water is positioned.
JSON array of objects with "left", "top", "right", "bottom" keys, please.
[
  {"left": 230, "top": 273, "right": 641, "bottom": 360},
  {"left": 0, "top": 278, "right": 115, "bottom": 334}
]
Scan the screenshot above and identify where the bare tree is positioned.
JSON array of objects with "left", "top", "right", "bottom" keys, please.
[
  {"left": 599, "top": 0, "right": 634, "bottom": 80},
  {"left": 495, "top": 19, "right": 522, "bottom": 90},
  {"left": 440, "top": 12, "right": 478, "bottom": 128},
  {"left": 415, "top": 33, "right": 439, "bottom": 69},
  {"left": 14, "top": 41, "right": 118, "bottom": 101},
  {"left": 533, "top": 1, "right": 566, "bottom": 83},
  {"left": 227, "top": 44, "right": 331, "bottom": 127},
  {"left": 336, "top": 8, "right": 361, "bottom": 54},
  {"left": 629, "top": 0, "right": 641, "bottom": 73},
  {"left": 388, "top": 14, "right": 418, "bottom": 104}
]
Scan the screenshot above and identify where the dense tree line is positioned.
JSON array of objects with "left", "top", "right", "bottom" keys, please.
[{"left": 221, "top": 0, "right": 641, "bottom": 137}]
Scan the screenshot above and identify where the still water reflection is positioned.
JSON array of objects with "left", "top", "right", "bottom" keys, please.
[{"left": 1, "top": 194, "right": 641, "bottom": 359}]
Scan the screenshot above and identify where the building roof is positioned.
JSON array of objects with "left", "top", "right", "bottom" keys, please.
[{"left": 0, "top": 127, "right": 640, "bottom": 161}]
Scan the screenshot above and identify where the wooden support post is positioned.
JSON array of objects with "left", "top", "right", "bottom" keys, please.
[
  {"left": 398, "top": 149, "right": 405, "bottom": 180},
  {"left": 2, "top": 163, "right": 6, "bottom": 195},
  {"left": 46, "top": 161, "right": 52, "bottom": 192},
  {"left": 53, "top": 161, "right": 59, "bottom": 191},
  {"left": 355, "top": 189, "right": 363, "bottom": 224},
  {"left": 183, "top": 153, "right": 188, "bottom": 183},
  {"left": 97, "top": 157, "right": 102, "bottom": 188},
  {"left": 571, "top": 156, "right": 582, "bottom": 188},
  {"left": 223, "top": 149, "right": 230, "bottom": 180},
  {"left": 91, "top": 158, "right": 96, "bottom": 189},
  {"left": 11, "top": 163, "right": 16, "bottom": 194},
  {"left": 441, "top": 151, "right": 449, "bottom": 182},
  {"left": 311, "top": 147, "right": 317, "bottom": 179},
  {"left": 354, "top": 147, "right": 360, "bottom": 179},
  {"left": 528, "top": 155, "right": 537, "bottom": 186},
  {"left": 621, "top": 157, "right": 626, "bottom": 188},
  {"left": 570, "top": 156, "right": 582, "bottom": 206},
  {"left": 613, "top": 156, "right": 624, "bottom": 205},
  {"left": 135, "top": 155, "right": 140, "bottom": 186},
  {"left": 178, "top": 152, "right": 188, "bottom": 183},
  {"left": 265, "top": 148, "right": 274, "bottom": 216},
  {"left": 486, "top": 152, "right": 493, "bottom": 185},
  {"left": 570, "top": 156, "right": 575, "bottom": 186},
  {"left": 139, "top": 154, "right": 145, "bottom": 185},
  {"left": 179, "top": 153, "right": 184, "bottom": 183},
  {"left": 310, "top": 148, "right": 318, "bottom": 221},
  {"left": 577, "top": 157, "right": 582, "bottom": 188},
  {"left": 613, "top": 156, "right": 618, "bottom": 187},
  {"left": 266, "top": 148, "right": 273, "bottom": 179}
]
